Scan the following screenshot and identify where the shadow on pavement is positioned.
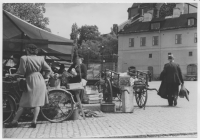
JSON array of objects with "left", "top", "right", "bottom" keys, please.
[{"left": 143, "top": 105, "right": 181, "bottom": 108}]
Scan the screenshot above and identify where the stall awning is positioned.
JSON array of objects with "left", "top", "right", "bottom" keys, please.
[
  {"left": 3, "top": 10, "right": 74, "bottom": 61},
  {"left": 41, "top": 48, "right": 71, "bottom": 62}
]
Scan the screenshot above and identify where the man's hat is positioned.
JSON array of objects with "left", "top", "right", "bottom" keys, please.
[{"left": 168, "top": 54, "right": 175, "bottom": 60}]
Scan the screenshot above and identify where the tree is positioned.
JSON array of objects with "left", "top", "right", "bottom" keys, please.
[
  {"left": 72, "top": 24, "right": 118, "bottom": 63},
  {"left": 78, "top": 25, "right": 100, "bottom": 45},
  {"left": 159, "top": 3, "right": 176, "bottom": 18},
  {"left": 3, "top": 3, "right": 51, "bottom": 32},
  {"left": 70, "top": 23, "right": 79, "bottom": 43},
  {"left": 99, "top": 33, "right": 118, "bottom": 60}
]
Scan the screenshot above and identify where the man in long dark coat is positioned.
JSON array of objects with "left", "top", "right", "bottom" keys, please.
[{"left": 162, "top": 54, "right": 184, "bottom": 106}]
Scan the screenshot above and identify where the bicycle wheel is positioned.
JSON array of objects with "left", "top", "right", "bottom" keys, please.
[
  {"left": 135, "top": 89, "right": 148, "bottom": 108},
  {"left": 3, "top": 94, "right": 16, "bottom": 123},
  {"left": 40, "top": 90, "right": 74, "bottom": 123}
]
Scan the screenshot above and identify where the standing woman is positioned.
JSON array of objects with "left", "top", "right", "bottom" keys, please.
[
  {"left": 67, "top": 54, "right": 87, "bottom": 102},
  {"left": 5, "top": 44, "right": 52, "bottom": 128}
]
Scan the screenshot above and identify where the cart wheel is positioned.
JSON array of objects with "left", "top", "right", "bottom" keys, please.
[
  {"left": 135, "top": 89, "right": 148, "bottom": 108},
  {"left": 94, "top": 80, "right": 104, "bottom": 93},
  {"left": 102, "top": 78, "right": 112, "bottom": 103},
  {"left": 3, "top": 94, "right": 16, "bottom": 123},
  {"left": 41, "top": 90, "right": 74, "bottom": 123}
]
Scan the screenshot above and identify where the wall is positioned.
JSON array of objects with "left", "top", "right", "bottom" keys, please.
[
  {"left": 118, "top": 28, "right": 197, "bottom": 79},
  {"left": 160, "top": 28, "right": 197, "bottom": 78}
]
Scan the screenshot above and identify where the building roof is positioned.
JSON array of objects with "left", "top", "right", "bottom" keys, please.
[
  {"left": 119, "top": 13, "right": 197, "bottom": 34},
  {"left": 132, "top": 3, "right": 141, "bottom": 8}
]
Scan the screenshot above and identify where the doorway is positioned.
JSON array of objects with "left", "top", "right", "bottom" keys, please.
[{"left": 148, "top": 66, "right": 153, "bottom": 79}]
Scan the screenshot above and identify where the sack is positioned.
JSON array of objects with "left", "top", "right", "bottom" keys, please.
[
  {"left": 49, "top": 77, "right": 61, "bottom": 88},
  {"left": 179, "top": 85, "right": 189, "bottom": 101},
  {"left": 81, "top": 79, "right": 87, "bottom": 87},
  {"left": 19, "top": 79, "right": 28, "bottom": 92},
  {"left": 60, "top": 71, "right": 71, "bottom": 86},
  {"left": 158, "top": 80, "right": 168, "bottom": 99}
]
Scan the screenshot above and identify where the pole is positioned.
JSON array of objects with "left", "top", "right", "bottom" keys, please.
[
  {"left": 102, "top": 54, "right": 103, "bottom": 71},
  {"left": 20, "top": 33, "right": 25, "bottom": 56},
  {"left": 87, "top": 49, "right": 89, "bottom": 69}
]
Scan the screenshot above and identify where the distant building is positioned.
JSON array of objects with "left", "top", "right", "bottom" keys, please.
[{"left": 118, "top": 3, "right": 197, "bottom": 80}]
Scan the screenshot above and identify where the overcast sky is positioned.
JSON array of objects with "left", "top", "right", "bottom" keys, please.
[{"left": 44, "top": 3, "right": 131, "bottom": 39}]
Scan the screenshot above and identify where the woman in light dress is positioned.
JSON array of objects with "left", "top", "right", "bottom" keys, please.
[{"left": 6, "top": 44, "right": 52, "bottom": 128}]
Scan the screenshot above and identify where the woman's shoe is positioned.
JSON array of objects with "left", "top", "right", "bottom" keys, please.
[
  {"left": 31, "top": 123, "right": 37, "bottom": 128},
  {"left": 5, "top": 122, "right": 18, "bottom": 128}
]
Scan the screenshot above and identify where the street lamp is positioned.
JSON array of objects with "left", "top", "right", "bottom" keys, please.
[
  {"left": 87, "top": 47, "right": 90, "bottom": 69},
  {"left": 101, "top": 46, "right": 105, "bottom": 71}
]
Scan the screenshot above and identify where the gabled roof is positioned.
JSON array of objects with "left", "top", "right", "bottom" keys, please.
[{"left": 119, "top": 13, "right": 197, "bottom": 34}]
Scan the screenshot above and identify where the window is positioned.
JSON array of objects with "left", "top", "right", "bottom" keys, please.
[
  {"left": 175, "top": 34, "right": 182, "bottom": 44},
  {"left": 141, "top": 9, "right": 144, "bottom": 16},
  {"left": 129, "top": 38, "right": 134, "bottom": 47},
  {"left": 140, "top": 37, "right": 146, "bottom": 46},
  {"left": 194, "top": 33, "right": 197, "bottom": 43},
  {"left": 187, "top": 64, "right": 197, "bottom": 75},
  {"left": 189, "top": 52, "right": 193, "bottom": 56},
  {"left": 149, "top": 54, "right": 152, "bottom": 58},
  {"left": 152, "top": 36, "right": 159, "bottom": 46},
  {"left": 188, "top": 18, "right": 194, "bottom": 26},
  {"left": 151, "top": 23, "right": 160, "bottom": 30}
]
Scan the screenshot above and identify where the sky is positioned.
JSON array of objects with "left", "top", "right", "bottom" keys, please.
[{"left": 44, "top": 3, "right": 131, "bottom": 39}]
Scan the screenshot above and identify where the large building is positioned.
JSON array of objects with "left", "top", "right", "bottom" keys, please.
[{"left": 118, "top": 3, "right": 197, "bottom": 80}]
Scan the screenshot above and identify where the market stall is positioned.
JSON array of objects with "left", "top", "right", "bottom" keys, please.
[{"left": 3, "top": 10, "right": 74, "bottom": 62}]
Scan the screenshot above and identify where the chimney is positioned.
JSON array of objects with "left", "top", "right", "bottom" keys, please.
[
  {"left": 113, "top": 24, "right": 118, "bottom": 34},
  {"left": 143, "top": 12, "right": 153, "bottom": 22},
  {"left": 173, "top": 7, "right": 181, "bottom": 18}
]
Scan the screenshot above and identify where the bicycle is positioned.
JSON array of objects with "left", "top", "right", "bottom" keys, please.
[{"left": 3, "top": 75, "right": 76, "bottom": 123}]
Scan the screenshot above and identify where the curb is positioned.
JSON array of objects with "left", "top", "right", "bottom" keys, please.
[{"left": 86, "top": 132, "right": 197, "bottom": 138}]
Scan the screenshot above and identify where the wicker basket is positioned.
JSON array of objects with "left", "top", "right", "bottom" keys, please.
[{"left": 3, "top": 81, "right": 18, "bottom": 92}]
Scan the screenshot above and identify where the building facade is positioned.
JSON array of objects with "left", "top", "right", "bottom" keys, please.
[{"left": 118, "top": 3, "right": 197, "bottom": 80}]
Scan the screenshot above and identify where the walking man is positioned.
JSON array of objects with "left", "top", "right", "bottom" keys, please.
[{"left": 162, "top": 54, "right": 184, "bottom": 106}]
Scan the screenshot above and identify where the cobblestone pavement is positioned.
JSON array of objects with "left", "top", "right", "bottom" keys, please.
[{"left": 3, "top": 81, "right": 197, "bottom": 138}]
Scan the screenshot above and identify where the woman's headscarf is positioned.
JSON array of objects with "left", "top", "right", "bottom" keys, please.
[{"left": 26, "top": 44, "right": 38, "bottom": 55}]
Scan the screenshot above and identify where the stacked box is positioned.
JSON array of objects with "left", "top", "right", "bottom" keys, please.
[{"left": 83, "top": 86, "right": 103, "bottom": 104}]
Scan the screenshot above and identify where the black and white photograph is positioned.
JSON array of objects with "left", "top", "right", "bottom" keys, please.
[{"left": 1, "top": 0, "right": 198, "bottom": 139}]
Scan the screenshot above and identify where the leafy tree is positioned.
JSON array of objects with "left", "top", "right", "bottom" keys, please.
[
  {"left": 78, "top": 25, "right": 100, "bottom": 45},
  {"left": 80, "top": 40, "right": 101, "bottom": 62},
  {"left": 70, "top": 23, "right": 79, "bottom": 43},
  {"left": 3, "top": 3, "right": 51, "bottom": 32},
  {"left": 99, "top": 33, "right": 118, "bottom": 60},
  {"left": 71, "top": 24, "right": 118, "bottom": 63},
  {"left": 159, "top": 3, "right": 176, "bottom": 18}
]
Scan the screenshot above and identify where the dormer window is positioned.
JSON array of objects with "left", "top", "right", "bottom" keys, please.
[
  {"left": 151, "top": 22, "right": 160, "bottom": 30},
  {"left": 141, "top": 9, "right": 144, "bottom": 16},
  {"left": 188, "top": 18, "right": 194, "bottom": 26}
]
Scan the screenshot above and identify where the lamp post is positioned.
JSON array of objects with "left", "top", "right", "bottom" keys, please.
[
  {"left": 101, "top": 46, "right": 104, "bottom": 71},
  {"left": 87, "top": 47, "right": 90, "bottom": 69}
]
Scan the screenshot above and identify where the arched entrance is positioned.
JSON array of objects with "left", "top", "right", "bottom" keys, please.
[
  {"left": 186, "top": 64, "right": 197, "bottom": 81},
  {"left": 187, "top": 64, "right": 197, "bottom": 75},
  {"left": 148, "top": 66, "right": 153, "bottom": 79}
]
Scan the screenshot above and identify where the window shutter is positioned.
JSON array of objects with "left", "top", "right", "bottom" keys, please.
[
  {"left": 188, "top": 19, "right": 190, "bottom": 26},
  {"left": 152, "top": 37, "right": 154, "bottom": 45}
]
